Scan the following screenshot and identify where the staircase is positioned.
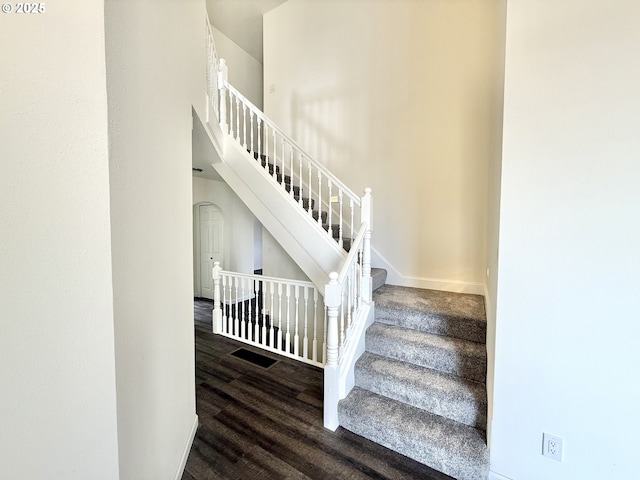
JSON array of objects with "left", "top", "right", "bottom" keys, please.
[
  {"left": 204, "top": 19, "right": 488, "bottom": 478},
  {"left": 339, "top": 284, "right": 489, "bottom": 480}
]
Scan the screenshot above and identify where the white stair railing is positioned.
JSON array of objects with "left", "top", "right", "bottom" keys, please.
[
  {"left": 206, "top": 18, "right": 373, "bottom": 430},
  {"left": 220, "top": 83, "right": 362, "bottom": 251},
  {"left": 212, "top": 265, "right": 325, "bottom": 368}
]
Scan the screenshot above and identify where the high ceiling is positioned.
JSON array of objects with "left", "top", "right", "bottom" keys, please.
[{"left": 206, "top": 0, "right": 288, "bottom": 64}]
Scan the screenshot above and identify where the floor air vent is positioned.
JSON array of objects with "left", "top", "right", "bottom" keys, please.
[{"left": 229, "top": 348, "right": 278, "bottom": 369}]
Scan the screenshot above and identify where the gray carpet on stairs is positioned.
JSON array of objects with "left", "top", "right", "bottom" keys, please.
[
  {"left": 371, "top": 268, "right": 387, "bottom": 292},
  {"left": 339, "top": 388, "right": 488, "bottom": 480},
  {"left": 339, "top": 283, "right": 489, "bottom": 480},
  {"left": 373, "top": 284, "right": 486, "bottom": 343},
  {"left": 355, "top": 351, "right": 487, "bottom": 429}
]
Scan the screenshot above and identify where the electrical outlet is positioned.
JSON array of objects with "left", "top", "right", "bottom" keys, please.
[{"left": 542, "top": 433, "right": 563, "bottom": 461}]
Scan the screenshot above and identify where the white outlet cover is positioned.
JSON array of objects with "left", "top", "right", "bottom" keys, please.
[{"left": 542, "top": 432, "right": 563, "bottom": 461}]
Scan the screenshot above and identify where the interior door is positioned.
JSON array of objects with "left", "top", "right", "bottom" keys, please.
[{"left": 200, "top": 205, "right": 224, "bottom": 299}]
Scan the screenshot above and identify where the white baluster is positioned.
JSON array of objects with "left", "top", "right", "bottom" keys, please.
[
  {"left": 264, "top": 123, "right": 269, "bottom": 171},
  {"left": 338, "top": 190, "right": 344, "bottom": 249},
  {"left": 347, "top": 269, "right": 353, "bottom": 334},
  {"left": 222, "top": 274, "right": 228, "bottom": 333},
  {"left": 285, "top": 284, "right": 291, "bottom": 354},
  {"left": 303, "top": 286, "right": 309, "bottom": 360},
  {"left": 313, "top": 289, "right": 318, "bottom": 362},
  {"left": 213, "top": 262, "right": 222, "bottom": 334},
  {"left": 269, "top": 281, "right": 275, "bottom": 348},
  {"left": 250, "top": 110, "right": 254, "bottom": 155},
  {"left": 289, "top": 150, "right": 295, "bottom": 198},
  {"left": 350, "top": 198, "right": 355, "bottom": 247},
  {"left": 257, "top": 117, "right": 262, "bottom": 160},
  {"left": 317, "top": 171, "right": 323, "bottom": 226},
  {"left": 242, "top": 103, "right": 247, "bottom": 149},
  {"left": 272, "top": 129, "right": 277, "bottom": 180},
  {"left": 298, "top": 153, "right": 303, "bottom": 207},
  {"left": 228, "top": 91, "right": 234, "bottom": 138},
  {"left": 308, "top": 160, "right": 313, "bottom": 216},
  {"left": 281, "top": 138, "right": 286, "bottom": 190},
  {"left": 244, "top": 277, "right": 249, "bottom": 339},
  {"left": 327, "top": 180, "right": 333, "bottom": 239},
  {"left": 261, "top": 279, "right": 267, "bottom": 346},
  {"left": 340, "top": 287, "right": 345, "bottom": 347},
  {"left": 217, "top": 59, "right": 228, "bottom": 133},
  {"left": 235, "top": 97, "right": 240, "bottom": 143},
  {"left": 293, "top": 285, "right": 299, "bottom": 357},
  {"left": 254, "top": 279, "right": 260, "bottom": 343},
  {"left": 233, "top": 277, "right": 239, "bottom": 336},
  {"left": 277, "top": 282, "right": 283, "bottom": 352}
]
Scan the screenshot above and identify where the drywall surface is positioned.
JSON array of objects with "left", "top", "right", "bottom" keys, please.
[
  {"left": 262, "top": 230, "right": 310, "bottom": 282},
  {"left": 211, "top": 25, "right": 264, "bottom": 109},
  {"left": 484, "top": 0, "right": 508, "bottom": 444},
  {"left": 105, "top": 1, "right": 203, "bottom": 478},
  {"left": 193, "top": 176, "right": 257, "bottom": 275},
  {"left": 0, "top": 3, "right": 119, "bottom": 479},
  {"left": 492, "top": 1, "right": 640, "bottom": 479},
  {"left": 264, "top": 0, "right": 505, "bottom": 291}
]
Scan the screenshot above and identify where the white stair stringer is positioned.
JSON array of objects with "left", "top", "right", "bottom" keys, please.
[{"left": 211, "top": 132, "right": 347, "bottom": 291}]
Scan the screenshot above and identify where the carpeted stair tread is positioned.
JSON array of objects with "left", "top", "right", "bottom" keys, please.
[
  {"left": 355, "top": 352, "right": 487, "bottom": 429},
  {"left": 338, "top": 388, "right": 488, "bottom": 480},
  {"left": 373, "top": 285, "right": 486, "bottom": 344},
  {"left": 371, "top": 268, "right": 387, "bottom": 292},
  {"left": 366, "top": 322, "right": 486, "bottom": 382}
]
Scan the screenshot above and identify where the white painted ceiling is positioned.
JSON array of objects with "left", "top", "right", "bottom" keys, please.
[{"left": 206, "top": 0, "right": 288, "bottom": 64}]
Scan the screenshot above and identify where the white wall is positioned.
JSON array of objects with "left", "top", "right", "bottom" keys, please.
[
  {"left": 193, "top": 176, "right": 257, "bottom": 277},
  {"left": 104, "top": 1, "right": 204, "bottom": 478},
  {"left": 492, "top": 1, "right": 640, "bottom": 479},
  {"left": 0, "top": 3, "right": 119, "bottom": 479},
  {"left": 263, "top": 230, "right": 310, "bottom": 282},
  {"left": 211, "top": 25, "right": 264, "bottom": 109},
  {"left": 264, "top": 0, "right": 505, "bottom": 292},
  {"left": 484, "top": 0, "right": 508, "bottom": 445}
]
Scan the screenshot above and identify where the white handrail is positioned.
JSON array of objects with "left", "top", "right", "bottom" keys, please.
[{"left": 224, "top": 83, "right": 360, "bottom": 207}]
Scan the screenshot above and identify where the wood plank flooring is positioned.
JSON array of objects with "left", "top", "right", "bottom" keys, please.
[{"left": 182, "top": 298, "right": 453, "bottom": 480}]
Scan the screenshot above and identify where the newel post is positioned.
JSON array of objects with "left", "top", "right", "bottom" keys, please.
[
  {"left": 323, "top": 272, "right": 341, "bottom": 431},
  {"left": 361, "top": 188, "right": 373, "bottom": 303},
  {"left": 212, "top": 262, "right": 223, "bottom": 334},
  {"left": 218, "top": 58, "right": 229, "bottom": 133}
]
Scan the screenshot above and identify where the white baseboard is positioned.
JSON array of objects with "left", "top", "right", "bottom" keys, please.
[
  {"left": 371, "top": 247, "right": 485, "bottom": 295},
  {"left": 174, "top": 414, "right": 198, "bottom": 480},
  {"left": 488, "top": 471, "right": 514, "bottom": 480}
]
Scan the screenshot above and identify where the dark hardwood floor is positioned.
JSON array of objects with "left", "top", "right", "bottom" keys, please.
[{"left": 182, "top": 298, "right": 453, "bottom": 480}]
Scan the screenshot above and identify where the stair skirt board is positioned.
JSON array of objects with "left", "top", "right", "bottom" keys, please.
[{"left": 339, "top": 284, "right": 489, "bottom": 480}]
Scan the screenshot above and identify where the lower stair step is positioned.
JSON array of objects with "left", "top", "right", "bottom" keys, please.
[
  {"left": 355, "top": 352, "right": 487, "bottom": 429},
  {"left": 338, "top": 388, "right": 488, "bottom": 480},
  {"left": 371, "top": 268, "right": 387, "bottom": 291},
  {"left": 366, "top": 322, "right": 487, "bottom": 382}
]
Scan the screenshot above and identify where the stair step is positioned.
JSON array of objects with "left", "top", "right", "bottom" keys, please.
[
  {"left": 293, "top": 197, "right": 314, "bottom": 210},
  {"left": 312, "top": 210, "right": 328, "bottom": 224},
  {"left": 338, "top": 388, "right": 488, "bottom": 480},
  {"left": 371, "top": 268, "right": 387, "bottom": 292},
  {"left": 322, "top": 223, "right": 342, "bottom": 238},
  {"left": 283, "top": 183, "right": 301, "bottom": 196},
  {"left": 366, "top": 322, "right": 486, "bottom": 382},
  {"left": 373, "top": 285, "right": 486, "bottom": 344},
  {"left": 355, "top": 352, "right": 486, "bottom": 429}
]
